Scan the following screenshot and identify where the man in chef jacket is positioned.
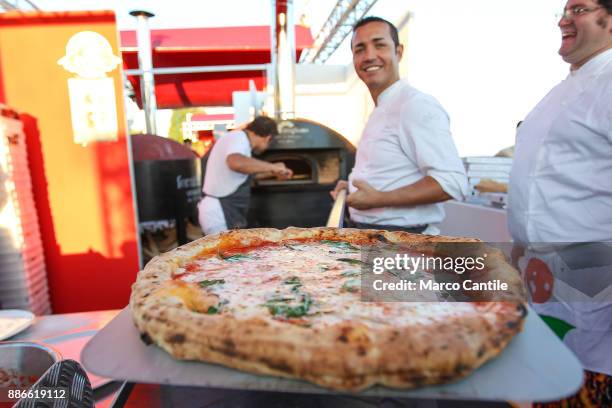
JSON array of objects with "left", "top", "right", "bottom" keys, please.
[
  {"left": 507, "top": 0, "right": 612, "bottom": 405},
  {"left": 331, "top": 17, "right": 468, "bottom": 235}
]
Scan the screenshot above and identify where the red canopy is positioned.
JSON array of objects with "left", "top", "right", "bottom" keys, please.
[{"left": 120, "top": 26, "right": 313, "bottom": 108}]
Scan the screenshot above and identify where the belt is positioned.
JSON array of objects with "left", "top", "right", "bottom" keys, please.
[{"left": 348, "top": 220, "right": 428, "bottom": 234}]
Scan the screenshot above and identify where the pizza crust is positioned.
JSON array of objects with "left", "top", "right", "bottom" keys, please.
[{"left": 130, "top": 227, "right": 527, "bottom": 391}]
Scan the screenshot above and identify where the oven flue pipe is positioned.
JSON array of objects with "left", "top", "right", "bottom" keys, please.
[
  {"left": 271, "top": 0, "right": 296, "bottom": 120},
  {"left": 130, "top": 10, "right": 158, "bottom": 135}
]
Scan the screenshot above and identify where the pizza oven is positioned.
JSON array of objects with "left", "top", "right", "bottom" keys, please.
[
  {"left": 247, "top": 118, "right": 355, "bottom": 228},
  {"left": 131, "top": 134, "right": 203, "bottom": 264}
]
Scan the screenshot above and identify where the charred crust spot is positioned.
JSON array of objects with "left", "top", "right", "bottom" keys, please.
[
  {"left": 411, "top": 376, "right": 426, "bottom": 387},
  {"left": 259, "top": 358, "right": 293, "bottom": 374},
  {"left": 357, "top": 346, "right": 367, "bottom": 356},
  {"left": 373, "top": 233, "right": 389, "bottom": 243},
  {"left": 477, "top": 345, "right": 486, "bottom": 358},
  {"left": 210, "top": 346, "right": 240, "bottom": 358},
  {"left": 342, "top": 374, "right": 366, "bottom": 388},
  {"left": 140, "top": 332, "right": 153, "bottom": 345},
  {"left": 338, "top": 326, "right": 353, "bottom": 343},
  {"left": 223, "top": 339, "right": 236, "bottom": 350},
  {"left": 397, "top": 370, "right": 425, "bottom": 385},
  {"left": 506, "top": 320, "right": 519, "bottom": 329},
  {"left": 454, "top": 363, "right": 468, "bottom": 375},
  {"left": 517, "top": 303, "right": 528, "bottom": 318},
  {"left": 166, "top": 333, "right": 186, "bottom": 344}
]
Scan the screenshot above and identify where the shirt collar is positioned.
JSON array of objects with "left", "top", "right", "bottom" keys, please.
[
  {"left": 570, "top": 48, "right": 612, "bottom": 79},
  {"left": 376, "top": 79, "right": 405, "bottom": 107}
]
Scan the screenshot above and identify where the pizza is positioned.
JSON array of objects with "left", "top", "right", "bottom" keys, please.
[{"left": 130, "top": 227, "right": 526, "bottom": 391}]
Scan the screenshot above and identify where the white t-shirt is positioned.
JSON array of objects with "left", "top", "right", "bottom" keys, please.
[
  {"left": 203, "top": 130, "right": 252, "bottom": 198},
  {"left": 348, "top": 79, "right": 468, "bottom": 229}
]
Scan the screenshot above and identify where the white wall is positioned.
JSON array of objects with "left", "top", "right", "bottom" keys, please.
[{"left": 294, "top": 65, "right": 372, "bottom": 145}]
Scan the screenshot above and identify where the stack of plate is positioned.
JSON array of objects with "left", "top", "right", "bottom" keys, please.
[{"left": 0, "top": 106, "right": 51, "bottom": 315}]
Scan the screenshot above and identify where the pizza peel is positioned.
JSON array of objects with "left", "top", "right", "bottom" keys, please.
[{"left": 81, "top": 307, "right": 582, "bottom": 402}]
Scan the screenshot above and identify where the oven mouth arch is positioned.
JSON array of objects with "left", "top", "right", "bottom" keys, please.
[{"left": 256, "top": 153, "right": 318, "bottom": 185}]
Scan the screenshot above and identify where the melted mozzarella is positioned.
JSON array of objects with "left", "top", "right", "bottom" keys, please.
[{"left": 179, "top": 242, "right": 481, "bottom": 327}]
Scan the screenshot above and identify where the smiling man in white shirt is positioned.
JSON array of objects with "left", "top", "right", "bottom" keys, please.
[
  {"left": 331, "top": 17, "right": 467, "bottom": 234},
  {"left": 507, "top": 0, "right": 612, "bottom": 404}
]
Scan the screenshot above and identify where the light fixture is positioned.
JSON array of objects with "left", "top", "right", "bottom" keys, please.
[{"left": 58, "top": 31, "right": 122, "bottom": 146}]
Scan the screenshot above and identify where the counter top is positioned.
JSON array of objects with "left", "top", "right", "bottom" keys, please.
[{"left": 10, "top": 309, "right": 120, "bottom": 343}]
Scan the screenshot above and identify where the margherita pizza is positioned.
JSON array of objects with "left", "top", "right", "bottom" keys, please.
[{"left": 130, "top": 227, "right": 526, "bottom": 391}]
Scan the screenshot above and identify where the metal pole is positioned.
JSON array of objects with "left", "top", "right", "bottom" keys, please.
[
  {"left": 124, "top": 64, "right": 268, "bottom": 76},
  {"left": 272, "top": 0, "right": 296, "bottom": 120},
  {"left": 130, "top": 10, "right": 158, "bottom": 135}
]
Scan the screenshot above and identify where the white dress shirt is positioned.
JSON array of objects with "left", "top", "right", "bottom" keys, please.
[
  {"left": 348, "top": 80, "right": 468, "bottom": 231},
  {"left": 508, "top": 49, "right": 612, "bottom": 375}
]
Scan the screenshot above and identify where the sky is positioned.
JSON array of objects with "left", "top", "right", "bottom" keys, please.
[{"left": 27, "top": 0, "right": 569, "bottom": 156}]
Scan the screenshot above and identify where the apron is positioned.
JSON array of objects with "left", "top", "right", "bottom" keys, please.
[{"left": 205, "top": 176, "right": 252, "bottom": 230}]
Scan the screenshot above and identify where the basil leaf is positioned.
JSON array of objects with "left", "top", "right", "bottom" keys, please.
[
  {"left": 265, "top": 294, "right": 312, "bottom": 318},
  {"left": 218, "top": 253, "right": 250, "bottom": 262},
  {"left": 206, "top": 306, "right": 219, "bottom": 314},
  {"left": 199, "top": 279, "right": 225, "bottom": 287},
  {"left": 337, "top": 258, "right": 364, "bottom": 265},
  {"left": 282, "top": 276, "right": 302, "bottom": 292},
  {"left": 341, "top": 270, "right": 360, "bottom": 277},
  {"left": 322, "top": 240, "right": 359, "bottom": 251},
  {"left": 265, "top": 297, "right": 293, "bottom": 304},
  {"left": 283, "top": 276, "right": 301, "bottom": 285},
  {"left": 342, "top": 279, "right": 360, "bottom": 293}
]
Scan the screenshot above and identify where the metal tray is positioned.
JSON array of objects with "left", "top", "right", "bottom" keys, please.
[{"left": 82, "top": 307, "right": 583, "bottom": 402}]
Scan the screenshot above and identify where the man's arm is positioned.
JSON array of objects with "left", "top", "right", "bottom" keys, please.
[
  {"left": 226, "top": 153, "right": 292, "bottom": 178},
  {"left": 348, "top": 94, "right": 467, "bottom": 211},
  {"left": 346, "top": 177, "right": 451, "bottom": 210}
]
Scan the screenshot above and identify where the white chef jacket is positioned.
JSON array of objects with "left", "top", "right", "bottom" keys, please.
[
  {"left": 198, "top": 130, "right": 252, "bottom": 235},
  {"left": 508, "top": 49, "right": 612, "bottom": 375},
  {"left": 508, "top": 48, "right": 612, "bottom": 244},
  {"left": 348, "top": 80, "right": 468, "bottom": 232}
]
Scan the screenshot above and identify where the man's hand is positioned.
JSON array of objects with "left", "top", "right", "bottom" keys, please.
[
  {"left": 346, "top": 180, "right": 383, "bottom": 210},
  {"left": 271, "top": 162, "right": 293, "bottom": 180},
  {"left": 330, "top": 180, "right": 348, "bottom": 200}
]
